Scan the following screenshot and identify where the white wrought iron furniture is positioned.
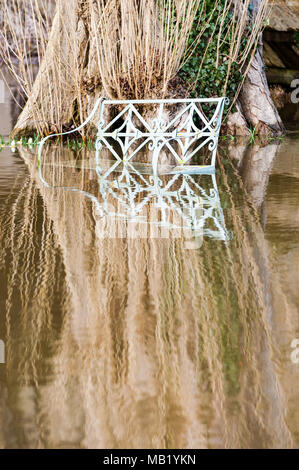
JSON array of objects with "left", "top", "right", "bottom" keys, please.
[
  {"left": 38, "top": 97, "right": 228, "bottom": 175},
  {"left": 37, "top": 97, "right": 229, "bottom": 242}
]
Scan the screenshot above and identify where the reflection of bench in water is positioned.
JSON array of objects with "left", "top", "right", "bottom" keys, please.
[
  {"left": 39, "top": 98, "right": 228, "bottom": 175},
  {"left": 38, "top": 157, "right": 230, "bottom": 244}
]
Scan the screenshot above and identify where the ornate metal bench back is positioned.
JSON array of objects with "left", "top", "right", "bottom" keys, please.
[
  {"left": 96, "top": 98, "right": 228, "bottom": 174},
  {"left": 38, "top": 97, "right": 227, "bottom": 177}
]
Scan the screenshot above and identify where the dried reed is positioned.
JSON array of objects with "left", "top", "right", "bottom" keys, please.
[
  {"left": 91, "top": 0, "right": 203, "bottom": 99},
  {"left": 0, "top": 0, "right": 269, "bottom": 135},
  {"left": 0, "top": 0, "right": 55, "bottom": 107}
]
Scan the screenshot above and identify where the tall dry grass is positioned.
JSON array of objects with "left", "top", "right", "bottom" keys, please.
[
  {"left": 0, "top": 0, "right": 55, "bottom": 110},
  {"left": 0, "top": 0, "right": 269, "bottom": 135},
  {"left": 91, "top": 0, "right": 203, "bottom": 99},
  {"left": 93, "top": 0, "right": 269, "bottom": 101}
]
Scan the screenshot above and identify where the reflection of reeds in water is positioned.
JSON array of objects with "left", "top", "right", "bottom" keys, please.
[
  {"left": 0, "top": 145, "right": 295, "bottom": 448},
  {"left": 0, "top": 152, "right": 71, "bottom": 448}
]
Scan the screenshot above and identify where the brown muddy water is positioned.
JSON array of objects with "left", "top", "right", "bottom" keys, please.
[{"left": 0, "top": 85, "right": 299, "bottom": 449}]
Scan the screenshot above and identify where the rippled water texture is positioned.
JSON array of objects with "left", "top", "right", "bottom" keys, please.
[{"left": 0, "top": 87, "right": 299, "bottom": 448}]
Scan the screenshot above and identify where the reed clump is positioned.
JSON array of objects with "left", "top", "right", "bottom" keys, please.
[
  {"left": 0, "top": 0, "right": 55, "bottom": 108},
  {"left": 0, "top": 0, "right": 269, "bottom": 135},
  {"left": 91, "top": 0, "right": 203, "bottom": 99}
]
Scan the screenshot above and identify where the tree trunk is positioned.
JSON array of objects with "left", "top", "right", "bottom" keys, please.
[
  {"left": 12, "top": 0, "right": 106, "bottom": 138},
  {"left": 225, "top": 0, "right": 285, "bottom": 136},
  {"left": 236, "top": 0, "right": 285, "bottom": 136},
  {"left": 238, "top": 52, "right": 285, "bottom": 135}
]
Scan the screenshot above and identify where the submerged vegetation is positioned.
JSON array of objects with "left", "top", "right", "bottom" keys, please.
[
  {"left": 0, "top": 0, "right": 269, "bottom": 137},
  {"left": 0, "top": 134, "right": 97, "bottom": 151}
]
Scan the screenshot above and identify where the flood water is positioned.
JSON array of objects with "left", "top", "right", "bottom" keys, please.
[{"left": 0, "top": 87, "right": 299, "bottom": 448}]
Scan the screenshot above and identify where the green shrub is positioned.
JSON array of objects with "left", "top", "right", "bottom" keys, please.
[{"left": 180, "top": 1, "right": 252, "bottom": 113}]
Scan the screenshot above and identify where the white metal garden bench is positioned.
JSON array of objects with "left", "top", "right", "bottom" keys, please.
[{"left": 38, "top": 97, "right": 228, "bottom": 175}]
